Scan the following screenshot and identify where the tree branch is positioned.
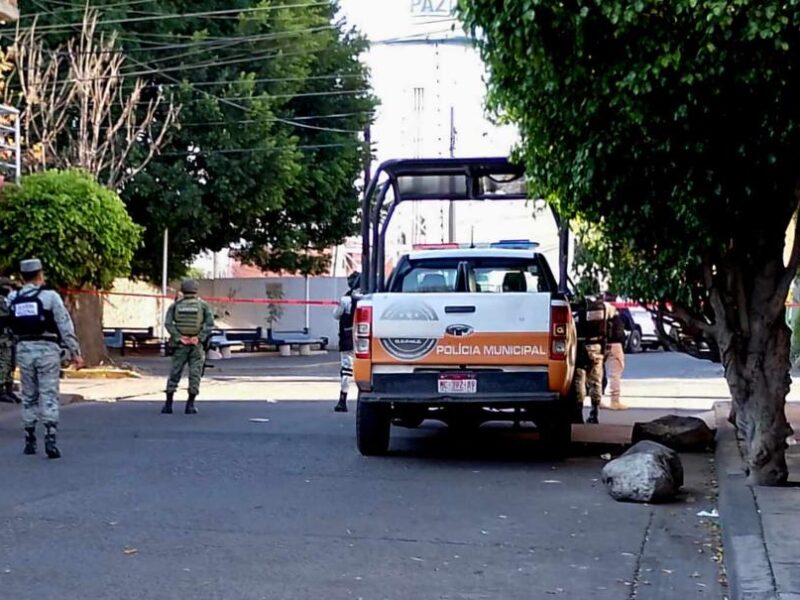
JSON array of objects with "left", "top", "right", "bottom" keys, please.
[{"left": 772, "top": 199, "right": 800, "bottom": 316}]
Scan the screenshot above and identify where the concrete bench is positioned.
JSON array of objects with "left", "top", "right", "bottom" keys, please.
[
  {"left": 265, "top": 328, "right": 329, "bottom": 356},
  {"left": 103, "top": 327, "right": 157, "bottom": 356}
]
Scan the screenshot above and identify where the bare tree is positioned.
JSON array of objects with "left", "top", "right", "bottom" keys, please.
[{"left": 4, "top": 10, "right": 179, "bottom": 188}]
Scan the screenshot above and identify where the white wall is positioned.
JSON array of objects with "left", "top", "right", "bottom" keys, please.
[{"left": 197, "top": 277, "right": 348, "bottom": 349}]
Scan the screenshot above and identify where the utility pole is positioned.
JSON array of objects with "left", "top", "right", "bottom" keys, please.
[
  {"left": 360, "top": 124, "right": 372, "bottom": 289},
  {"left": 160, "top": 228, "right": 169, "bottom": 356},
  {"left": 447, "top": 106, "right": 456, "bottom": 243}
]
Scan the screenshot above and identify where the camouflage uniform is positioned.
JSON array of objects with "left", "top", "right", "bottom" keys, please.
[
  {"left": 9, "top": 259, "right": 81, "bottom": 459},
  {"left": 9, "top": 284, "right": 80, "bottom": 428},
  {"left": 0, "top": 284, "right": 17, "bottom": 402},
  {"left": 572, "top": 298, "right": 610, "bottom": 424},
  {"left": 332, "top": 272, "right": 360, "bottom": 413},
  {"left": 162, "top": 281, "right": 215, "bottom": 415}
]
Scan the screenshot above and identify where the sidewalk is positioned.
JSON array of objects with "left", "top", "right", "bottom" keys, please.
[{"left": 716, "top": 402, "right": 800, "bottom": 600}]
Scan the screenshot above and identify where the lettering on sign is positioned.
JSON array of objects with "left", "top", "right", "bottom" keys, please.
[
  {"left": 410, "top": 0, "right": 456, "bottom": 17},
  {"left": 435, "top": 344, "right": 547, "bottom": 357}
]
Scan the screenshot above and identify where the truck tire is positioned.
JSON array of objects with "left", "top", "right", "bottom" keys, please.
[
  {"left": 541, "top": 408, "right": 572, "bottom": 459},
  {"left": 357, "top": 399, "right": 391, "bottom": 456}
]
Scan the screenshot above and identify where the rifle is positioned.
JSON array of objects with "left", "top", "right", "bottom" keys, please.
[{"left": 201, "top": 337, "right": 214, "bottom": 377}]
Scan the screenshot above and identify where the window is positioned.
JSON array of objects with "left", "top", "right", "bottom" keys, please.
[
  {"left": 400, "top": 267, "right": 458, "bottom": 293},
  {"left": 472, "top": 265, "right": 544, "bottom": 294}
]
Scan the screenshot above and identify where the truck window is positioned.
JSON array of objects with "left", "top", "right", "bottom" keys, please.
[
  {"left": 401, "top": 267, "right": 458, "bottom": 293},
  {"left": 472, "top": 266, "right": 544, "bottom": 293},
  {"left": 390, "top": 256, "right": 554, "bottom": 294}
]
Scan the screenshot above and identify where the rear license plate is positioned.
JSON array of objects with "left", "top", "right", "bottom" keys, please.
[{"left": 438, "top": 374, "right": 477, "bottom": 394}]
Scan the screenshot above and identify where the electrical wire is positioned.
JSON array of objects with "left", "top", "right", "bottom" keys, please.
[{"left": 6, "top": 1, "right": 331, "bottom": 33}]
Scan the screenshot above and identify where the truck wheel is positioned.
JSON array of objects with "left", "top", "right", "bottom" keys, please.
[
  {"left": 541, "top": 410, "right": 572, "bottom": 459},
  {"left": 357, "top": 399, "right": 391, "bottom": 456}
]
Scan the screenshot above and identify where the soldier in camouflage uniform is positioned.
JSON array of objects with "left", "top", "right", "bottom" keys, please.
[
  {"left": 8, "top": 259, "right": 83, "bottom": 458},
  {"left": 0, "top": 277, "right": 20, "bottom": 404},
  {"left": 162, "top": 279, "right": 215, "bottom": 415},
  {"left": 572, "top": 296, "right": 610, "bottom": 424}
]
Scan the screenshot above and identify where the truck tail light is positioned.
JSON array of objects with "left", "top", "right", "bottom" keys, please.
[
  {"left": 354, "top": 305, "right": 373, "bottom": 359},
  {"left": 550, "top": 301, "right": 569, "bottom": 360}
]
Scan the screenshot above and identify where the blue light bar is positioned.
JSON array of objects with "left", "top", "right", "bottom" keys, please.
[{"left": 490, "top": 239, "right": 540, "bottom": 249}]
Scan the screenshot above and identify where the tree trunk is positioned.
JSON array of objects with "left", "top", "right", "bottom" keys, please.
[
  {"left": 719, "top": 308, "right": 793, "bottom": 486},
  {"left": 66, "top": 292, "right": 108, "bottom": 367}
]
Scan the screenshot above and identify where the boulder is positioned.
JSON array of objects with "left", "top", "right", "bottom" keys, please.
[
  {"left": 602, "top": 441, "right": 683, "bottom": 503},
  {"left": 631, "top": 415, "right": 715, "bottom": 452}
]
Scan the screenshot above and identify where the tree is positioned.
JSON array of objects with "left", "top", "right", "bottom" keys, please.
[
  {"left": 14, "top": 0, "right": 375, "bottom": 281},
  {"left": 0, "top": 170, "right": 142, "bottom": 365},
  {"left": 4, "top": 11, "right": 178, "bottom": 187},
  {"left": 459, "top": 0, "right": 800, "bottom": 484}
]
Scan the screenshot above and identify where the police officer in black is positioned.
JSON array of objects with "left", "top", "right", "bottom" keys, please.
[{"left": 332, "top": 272, "right": 360, "bottom": 413}]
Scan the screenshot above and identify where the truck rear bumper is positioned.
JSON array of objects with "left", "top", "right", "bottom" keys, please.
[
  {"left": 358, "top": 371, "right": 560, "bottom": 404},
  {"left": 357, "top": 392, "right": 560, "bottom": 405}
]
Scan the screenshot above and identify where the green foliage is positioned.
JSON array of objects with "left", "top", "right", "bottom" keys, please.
[
  {"left": 0, "top": 170, "right": 142, "bottom": 289},
  {"left": 458, "top": 0, "right": 800, "bottom": 311},
  {"left": 791, "top": 309, "right": 800, "bottom": 361},
  {"left": 11, "top": 1, "right": 376, "bottom": 281},
  {"left": 264, "top": 282, "right": 285, "bottom": 326}
]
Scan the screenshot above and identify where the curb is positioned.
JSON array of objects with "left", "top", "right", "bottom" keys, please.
[
  {"left": 62, "top": 369, "right": 140, "bottom": 380},
  {"left": 714, "top": 402, "right": 778, "bottom": 600}
]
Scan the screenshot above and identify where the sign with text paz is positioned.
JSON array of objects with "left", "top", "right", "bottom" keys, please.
[{"left": 410, "top": 0, "right": 456, "bottom": 17}]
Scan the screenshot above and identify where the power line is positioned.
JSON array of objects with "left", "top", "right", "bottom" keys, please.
[
  {"left": 21, "top": 0, "right": 159, "bottom": 19},
  {"left": 159, "top": 142, "right": 362, "bottom": 158},
  {"left": 6, "top": 1, "right": 331, "bottom": 33},
  {"left": 19, "top": 0, "right": 373, "bottom": 136}
]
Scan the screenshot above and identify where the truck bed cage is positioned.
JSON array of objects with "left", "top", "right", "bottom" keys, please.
[{"left": 360, "top": 157, "right": 568, "bottom": 294}]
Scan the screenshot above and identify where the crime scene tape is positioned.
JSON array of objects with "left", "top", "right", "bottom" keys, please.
[
  {"left": 60, "top": 289, "right": 800, "bottom": 309},
  {"left": 62, "top": 288, "right": 339, "bottom": 306}
]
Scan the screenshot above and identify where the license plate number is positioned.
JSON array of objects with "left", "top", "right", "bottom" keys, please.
[{"left": 438, "top": 376, "right": 477, "bottom": 394}]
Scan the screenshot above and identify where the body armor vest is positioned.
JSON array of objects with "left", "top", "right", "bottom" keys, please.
[
  {"left": 338, "top": 295, "right": 357, "bottom": 352},
  {"left": 173, "top": 297, "right": 204, "bottom": 336},
  {"left": 574, "top": 298, "right": 607, "bottom": 344},
  {"left": 9, "top": 288, "right": 60, "bottom": 342}
]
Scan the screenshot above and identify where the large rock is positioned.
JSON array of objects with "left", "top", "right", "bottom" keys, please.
[
  {"left": 602, "top": 441, "right": 683, "bottom": 503},
  {"left": 631, "top": 415, "right": 715, "bottom": 451}
]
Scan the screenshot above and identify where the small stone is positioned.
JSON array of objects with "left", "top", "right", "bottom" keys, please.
[{"left": 631, "top": 415, "right": 715, "bottom": 451}]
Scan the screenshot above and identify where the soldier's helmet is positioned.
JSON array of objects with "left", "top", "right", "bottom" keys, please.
[
  {"left": 347, "top": 271, "right": 361, "bottom": 291},
  {"left": 180, "top": 279, "right": 200, "bottom": 294}
]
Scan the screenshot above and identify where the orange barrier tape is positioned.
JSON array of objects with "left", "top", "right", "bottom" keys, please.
[{"left": 62, "top": 288, "right": 339, "bottom": 307}]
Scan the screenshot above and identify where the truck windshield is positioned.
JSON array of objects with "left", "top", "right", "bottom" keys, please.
[{"left": 390, "top": 256, "right": 554, "bottom": 294}]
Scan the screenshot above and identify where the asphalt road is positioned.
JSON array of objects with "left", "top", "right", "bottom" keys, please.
[{"left": 0, "top": 353, "right": 725, "bottom": 600}]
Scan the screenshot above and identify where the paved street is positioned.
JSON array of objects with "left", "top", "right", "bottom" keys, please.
[{"left": 0, "top": 353, "right": 726, "bottom": 599}]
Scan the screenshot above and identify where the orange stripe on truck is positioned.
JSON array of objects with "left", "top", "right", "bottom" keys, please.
[{"left": 371, "top": 332, "right": 551, "bottom": 366}]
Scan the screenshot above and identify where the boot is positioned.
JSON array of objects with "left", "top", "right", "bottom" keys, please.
[
  {"left": 334, "top": 392, "right": 348, "bottom": 413},
  {"left": 44, "top": 424, "right": 60, "bottom": 459},
  {"left": 185, "top": 394, "right": 198, "bottom": 415},
  {"left": 161, "top": 392, "right": 174, "bottom": 414},
  {"left": 587, "top": 406, "right": 599, "bottom": 425},
  {"left": 24, "top": 426, "right": 37, "bottom": 455},
  {"left": 5, "top": 383, "right": 20, "bottom": 404}
]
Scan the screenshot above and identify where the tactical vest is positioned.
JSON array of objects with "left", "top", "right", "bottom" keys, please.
[
  {"left": 9, "top": 288, "right": 60, "bottom": 342},
  {"left": 574, "top": 298, "right": 607, "bottom": 344},
  {"left": 338, "top": 294, "right": 356, "bottom": 352},
  {"left": 173, "top": 297, "right": 204, "bottom": 336}
]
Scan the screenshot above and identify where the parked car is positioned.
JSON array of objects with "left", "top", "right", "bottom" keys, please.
[{"left": 619, "top": 306, "right": 661, "bottom": 353}]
